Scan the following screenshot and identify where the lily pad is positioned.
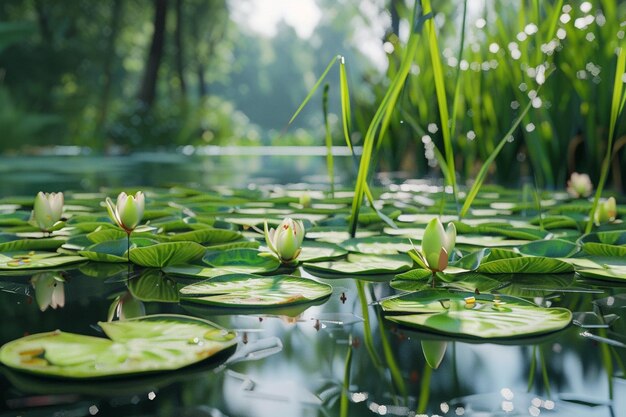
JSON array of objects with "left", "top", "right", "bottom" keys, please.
[
  {"left": 339, "top": 236, "right": 412, "bottom": 255},
  {"left": 576, "top": 265, "right": 626, "bottom": 282},
  {"left": 302, "top": 254, "right": 412, "bottom": 276},
  {"left": 477, "top": 256, "right": 574, "bottom": 274},
  {"left": 203, "top": 248, "right": 280, "bottom": 274},
  {"left": 180, "top": 273, "right": 332, "bottom": 307},
  {"left": 0, "top": 315, "right": 236, "bottom": 378},
  {"left": 298, "top": 241, "right": 348, "bottom": 262},
  {"left": 581, "top": 242, "right": 626, "bottom": 257},
  {"left": 0, "top": 234, "right": 65, "bottom": 252},
  {"left": 168, "top": 228, "right": 243, "bottom": 245},
  {"left": 517, "top": 239, "right": 580, "bottom": 258},
  {"left": 0, "top": 252, "right": 86, "bottom": 270},
  {"left": 130, "top": 242, "right": 206, "bottom": 267},
  {"left": 382, "top": 290, "right": 572, "bottom": 339}
]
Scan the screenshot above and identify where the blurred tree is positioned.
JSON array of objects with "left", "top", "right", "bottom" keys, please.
[{"left": 137, "top": 0, "right": 167, "bottom": 109}]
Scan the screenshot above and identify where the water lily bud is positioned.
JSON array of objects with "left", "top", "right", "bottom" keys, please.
[
  {"left": 567, "top": 172, "right": 593, "bottom": 198},
  {"left": 32, "top": 192, "right": 64, "bottom": 232},
  {"left": 105, "top": 191, "right": 145, "bottom": 233},
  {"left": 31, "top": 272, "right": 65, "bottom": 312},
  {"left": 421, "top": 218, "right": 456, "bottom": 272},
  {"left": 264, "top": 218, "right": 305, "bottom": 264},
  {"left": 595, "top": 197, "right": 617, "bottom": 225}
]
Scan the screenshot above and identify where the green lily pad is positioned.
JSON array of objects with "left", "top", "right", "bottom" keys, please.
[
  {"left": 0, "top": 252, "right": 86, "bottom": 270},
  {"left": 339, "top": 236, "right": 412, "bottom": 255},
  {"left": 0, "top": 315, "right": 236, "bottom": 379},
  {"left": 204, "top": 240, "right": 260, "bottom": 252},
  {"left": 576, "top": 265, "right": 626, "bottom": 282},
  {"left": 302, "top": 254, "right": 412, "bottom": 276},
  {"left": 581, "top": 242, "right": 626, "bottom": 257},
  {"left": 0, "top": 234, "right": 65, "bottom": 252},
  {"left": 382, "top": 290, "right": 572, "bottom": 339},
  {"left": 130, "top": 242, "right": 206, "bottom": 267},
  {"left": 517, "top": 239, "right": 580, "bottom": 258},
  {"left": 203, "top": 249, "right": 280, "bottom": 274},
  {"left": 79, "top": 239, "right": 131, "bottom": 263},
  {"left": 180, "top": 273, "right": 332, "bottom": 307},
  {"left": 298, "top": 241, "right": 348, "bottom": 262},
  {"left": 168, "top": 228, "right": 243, "bottom": 245},
  {"left": 477, "top": 256, "right": 574, "bottom": 274}
]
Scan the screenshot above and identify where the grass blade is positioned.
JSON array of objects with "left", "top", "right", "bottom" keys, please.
[
  {"left": 423, "top": 0, "right": 458, "bottom": 210},
  {"left": 340, "top": 339, "right": 353, "bottom": 417},
  {"left": 322, "top": 83, "right": 335, "bottom": 197},
  {"left": 348, "top": 1, "right": 423, "bottom": 237},
  {"left": 585, "top": 46, "right": 626, "bottom": 233},
  {"left": 460, "top": 94, "right": 536, "bottom": 218},
  {"left": 287, "top": 56, "right": 338, "bottom": 126}
]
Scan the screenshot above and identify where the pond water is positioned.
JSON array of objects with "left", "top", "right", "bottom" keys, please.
[{"left": 0, "top": 153, "right": 625, "bottom": 417}]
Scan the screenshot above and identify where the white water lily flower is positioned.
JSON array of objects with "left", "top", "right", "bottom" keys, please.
[
  {"left": 410, "top": 217, "right": 456, "bottom": 272},
  {"left": 105, "top": 191, "right": 145, "bottom": 233},
  {"left": 31, "top": 272, "right": 65, "bottom": 312},
  {"left": 32, "top": 192, "right": 64, "bottom": 232},
  {"left": 567, "top": 172, "right": 593, "bottom": 198},
  {"left": 264, "top": 218, "right": 305, "bottom": 264}
]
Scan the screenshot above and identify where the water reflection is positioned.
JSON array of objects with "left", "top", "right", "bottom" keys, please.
[
  {"left": 0, "top": 263, "right": 624, "bottom": 416},
  {"left": 30, "top": 272, "right": 65, "bottom": 312}
]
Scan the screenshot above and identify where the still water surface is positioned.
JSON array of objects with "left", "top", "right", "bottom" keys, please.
[{"left": 0, "top": 153, "right": 624, "bottom": 417}]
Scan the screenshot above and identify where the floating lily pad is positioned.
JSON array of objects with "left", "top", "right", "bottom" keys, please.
[
  {"left": 298, "top": 241, "right": 348, "bottom": 262},
  {"left": 203, "top": 248, "right": 280, "bottom": 274},
  {"left": 517, "top": 239, "right": 580, "bottom": 258},
  {"left": 303, "top": 254, "right": 412, "bottom": 276},
  {"left": 382, "top": 290, "right": 572, "bottom": 339},
  {"left": 477, "top": 256, "right": 574, "bottom": 274},
  {"left": 0, "top": 252, "right": 85, "bottom": 270},
  {"left": 180, "top": 273, "right": 332, "bottom": 307},
  {"left": 339, "top": 236, "right": 412, "bottom": 255},
  {"left": 0, "top": 315, "right": 237, "bottom": 378},
  {"left": 576, "top": 265, "right": 626, "bottom": 282},
  {"left": 581, "top": 242, "right": 626, "bottom": 257},
  {"left": 168, "top": 228, "right": 243, "bottom": 245},
  {"left": 130, "top": 242, "right": 206, "bottom": 267},
  {"left": 0, "top": 234, "right": 65, "bottom": 252}
]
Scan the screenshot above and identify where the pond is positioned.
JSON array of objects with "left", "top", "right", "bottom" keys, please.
[{"left": 0, "top": 153, "right": 625, "bottom": 417}]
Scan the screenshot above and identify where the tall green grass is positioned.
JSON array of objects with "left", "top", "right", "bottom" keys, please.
[
  {"left": 586, "top": 46, "right": 625, "bottom": 233},
  {"left": 348, "top": 1, "right": 424, "bottom": 237}
]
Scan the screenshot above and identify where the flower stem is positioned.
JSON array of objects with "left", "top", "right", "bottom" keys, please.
[{"left": 127, "top": 232, "right": 131, "bottom": 263}]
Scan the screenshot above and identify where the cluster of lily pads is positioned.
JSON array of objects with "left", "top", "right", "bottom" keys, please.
[{"left": 0, "top": 183, "right": 624, "bottom": 378}]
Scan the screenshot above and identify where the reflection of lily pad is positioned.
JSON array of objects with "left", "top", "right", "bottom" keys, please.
[
  {"left": 180, "top": 273, "right": 332, "bottom": 307},
  {"left": 203, "top": 249, "right": 280, "bottom": 274},
  {"left": 382, "top": 290, "right": 572, "bottom": 339},
  {"left": 497, "top": 274, "right": 577, "bottom": 297},
  {"left": 128, "top": 270, "right": 180, "bottom": 302},
  {"left": 0, "top": 315, "right": 236, "bottom": 379},
  {"left": 303, "top": 254, "right": 412, "bottom": 276}
]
